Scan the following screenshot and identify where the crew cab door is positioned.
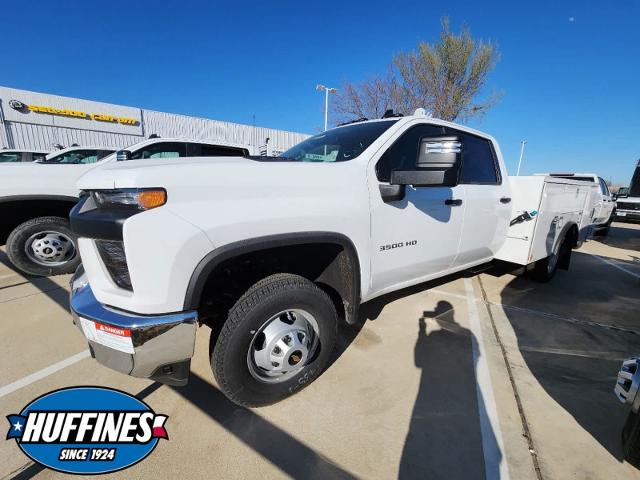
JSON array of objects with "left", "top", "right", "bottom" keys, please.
[
  {"left": 449, "top": 131, "right": 511, "bottom": 267},
  {"left": 368, "top": 123, "right": 465, "bottom": 294}
]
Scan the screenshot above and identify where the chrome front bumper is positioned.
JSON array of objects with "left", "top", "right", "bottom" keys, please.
[{"left": 70, "top": 267, "right": 198, "bottom": 386}]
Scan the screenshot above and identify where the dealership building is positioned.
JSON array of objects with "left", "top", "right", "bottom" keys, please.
[{"left": 0, "top": 86, "right": 309, "bottom": 155}]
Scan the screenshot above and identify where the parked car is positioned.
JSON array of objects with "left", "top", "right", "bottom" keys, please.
[
  {"left": 0, "top": 148, "right": 49, "bottom": 163},
  {"left": 615, "top": 160, "right": 640, "bottom": 222},
  {"left": 545, "top": 173, "right": 615, "bottom": 235},
  {"left": 0, "top": 139, "right": 252, "bottom": 276},
  {"left": 615, "top": 357, "right": 640, "bottom": 468},
  {"left": 68, "top": 111, "right": 597, "bottom": 406}
]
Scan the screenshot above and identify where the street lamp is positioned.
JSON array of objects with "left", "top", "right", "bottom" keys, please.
[
  {"left": 316, "top": 84, "right": 337, "bottom": 131},
  {"left": 516, "top": 140, "right": 527, "bottom": 176}
]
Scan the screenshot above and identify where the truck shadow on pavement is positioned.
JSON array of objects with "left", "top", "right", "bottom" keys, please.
[{"left": 497, "top": 250, "right": 640, "bottom": 464}]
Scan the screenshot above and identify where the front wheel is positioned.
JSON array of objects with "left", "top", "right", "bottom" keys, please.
[
  {"left": 6, "top": 216, "right": 80, "bottom": 276},
  {"left": 211, "top": 273, "right": 338, "bottom": 407}
]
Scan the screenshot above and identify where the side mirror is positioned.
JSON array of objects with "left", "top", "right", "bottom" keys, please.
[
  {"left": 612, "top": 194, "right": 618, "bottom": 201},
  {"left": 390, "top": 136, "right": 461, "bottom": 187},
  {"left": 116, "top": 150, "right": 131, "bottom": 161}
]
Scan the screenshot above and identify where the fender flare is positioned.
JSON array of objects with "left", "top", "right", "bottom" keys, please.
[{"left": 183, "top": 232, "right": 362, "bottom": 324}]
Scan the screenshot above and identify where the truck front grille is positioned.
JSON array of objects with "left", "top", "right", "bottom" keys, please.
[
  {"left": 95, "top": 240, "right": 132, "bottom": 291},
  {"left": 617, "top": 202, "right": 640, "bottom": 211}
]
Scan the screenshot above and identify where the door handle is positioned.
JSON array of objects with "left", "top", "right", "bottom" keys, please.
[
  {"left": 500, "top": 197, "right": 512, "bottom": 204},
  {"left": 445, "top": 199, "right": 463, "bottom": 206}
]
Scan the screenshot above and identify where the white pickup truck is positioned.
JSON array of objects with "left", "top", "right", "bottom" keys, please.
[
  {"left": 69, "top": 112, "right": 596, "bottom": 406},
  {"left": 0, "top": 139, "right": 251, "bottom": 276}
]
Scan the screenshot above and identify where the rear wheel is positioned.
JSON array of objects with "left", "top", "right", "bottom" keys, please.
[
  {"left": 530, "top": 237, "right": 562, "bottom": 282},
  {"left": 211, "top": 273, "right": 338, "bottom": 407},
  {"left": 6, "top": 216, "right": 80, "bottom": 277}
]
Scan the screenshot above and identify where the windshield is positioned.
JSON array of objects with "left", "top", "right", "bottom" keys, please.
[
  {"left": 280, "top": 120, "right": 398, "bottom": 162},
  {"left": 42, "top": 149, "right": 113, "bottom": 164},
  {"left": 618, "top": 187, "right": 629, "bottom": 196},
  {"left": 0, "top": 152, "right": 22, "bottom": 163}
]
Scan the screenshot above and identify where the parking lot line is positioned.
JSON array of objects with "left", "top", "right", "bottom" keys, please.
[
  {"left": 592, "top": 254, "right": 640, "bottom": 279},
  {"left": 0, "top": 350, "right": 89, "bottom": 399},
  {"left": 464, "top": 278, "right": 511, "bottom": 480}
]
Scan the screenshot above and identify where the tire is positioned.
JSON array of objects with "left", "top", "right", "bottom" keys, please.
[
  {"left": 211, "top": 273, "right": 338, "bottom": 407},
  {"left": 6, "top": 216, "right": 80, "bottom": 277},
  {"left": 594, "top": 212, "right": 614, "bottom": 237},
  {"left": 623, "top": 410, "right": 640, "bottom": 468},
  {"left": 530, "top": 237, "right": 563, "bottom": 282}
]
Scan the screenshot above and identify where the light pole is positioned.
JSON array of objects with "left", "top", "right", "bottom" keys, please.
[
  {"left": 516, "top": 140, "right": 527, "bottom": 176},
  {"left": 316, "top": 84, "right": 337, "bottom": 131}
]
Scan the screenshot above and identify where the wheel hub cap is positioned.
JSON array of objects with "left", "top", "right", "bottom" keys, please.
[
  {"left": 25, "top": 231, "right": 76, "bottom": 266},
  {"left": 248, "top": 309, "right": 319, "bottom": 383}
]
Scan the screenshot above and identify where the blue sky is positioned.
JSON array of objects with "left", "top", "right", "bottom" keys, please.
[{"left": 3, "top": 0, "right": 639, "bottom": 184}]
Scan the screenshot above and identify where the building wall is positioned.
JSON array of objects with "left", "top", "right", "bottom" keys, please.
[{"left": 0, "top": 87, "right": 309, "bottom": 154}]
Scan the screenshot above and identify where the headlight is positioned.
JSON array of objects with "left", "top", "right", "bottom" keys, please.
[{"left": 91, "top": 188, "right": 167, "bottom": 210}]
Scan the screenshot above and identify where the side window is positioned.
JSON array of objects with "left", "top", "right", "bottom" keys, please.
[
  {"left": 457, "top": 132, "right": 499, "bottom": 184},
  {"left": 599, "top": 178, "right": 610, "bottom": 196},
  {"left": 376, "top": 124, "right": 443, "bottom": 182},
  {"left": 200, "top": 144, "right": 247, "bottom": 157},
  {"left": 32, "top": 153, "right": 47, "bottom": 162},
  {"left": 130, "top": 142, "right": 186, "bottom": 160},
  {"left": 186, "top": 143, "right": 247, "bottom": 157},
  {"left": 64, "top": 150, "right": 100, "bottom": 164},
  {"left": 96, "top": 150, "right": 113, "bottom": 161},
  {"left": 186, "top": 143, "right": 202, "bottom": 156},
  {"left": 0, "top": 152, "right": 22, "bottom": 162}
]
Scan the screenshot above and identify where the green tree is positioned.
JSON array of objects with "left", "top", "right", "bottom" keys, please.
[{"left": 333, "top": 18, "right": 502, "bottom": 123}]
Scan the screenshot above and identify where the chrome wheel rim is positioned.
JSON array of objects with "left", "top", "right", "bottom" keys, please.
[
  {"left": 247, "top": 309, "right": 320, "bottom": 383},
  {"left": 24, "top": 231, "right": 76, "bottom": 267}
]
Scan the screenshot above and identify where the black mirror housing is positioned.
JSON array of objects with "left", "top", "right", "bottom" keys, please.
[{"left": 116, "top": 150, "right": 132, "bottom": 161}]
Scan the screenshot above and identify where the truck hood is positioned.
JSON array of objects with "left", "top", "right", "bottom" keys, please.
[
  {"left": 76, "top": 156, "right": 361, "bottom": 191},
  {"left": 0, "top": 162, "right": 97, "bottom": 198}
]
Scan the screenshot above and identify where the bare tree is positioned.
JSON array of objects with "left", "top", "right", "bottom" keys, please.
[
  {"left": 333, "top": 70, "right": 403, "bottom": 122},
  {"left": 332, "top": 18, "right": 502, "bottom": 124}
]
